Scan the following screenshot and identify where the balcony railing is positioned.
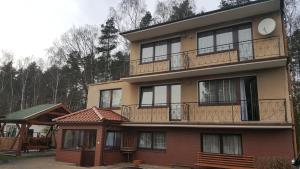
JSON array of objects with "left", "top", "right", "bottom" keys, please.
[
  {"left": 119, "top": 37, "right": 282, "bottom": 78},
  {"left": 121, "top": 99, "right": 289, "bottom": 124}
]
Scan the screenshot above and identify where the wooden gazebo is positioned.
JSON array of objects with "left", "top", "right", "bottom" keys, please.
[{"left": 0, "top": 103, "right": 71, "bottom": 156}]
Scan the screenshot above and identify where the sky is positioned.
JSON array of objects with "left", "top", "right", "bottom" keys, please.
[{"left": 0, "top": 0, "right": 220, "bottom": 61}]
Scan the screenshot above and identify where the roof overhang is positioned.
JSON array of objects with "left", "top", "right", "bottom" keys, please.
[
  {"left": 121, "top": 57, "right": 287, "bottom": 83},
  {"left": 121, "top": 0, "right": 282, "bottom": 41},
  {"left": 120, "top": 123, "right": 293, "bottom": 129}
]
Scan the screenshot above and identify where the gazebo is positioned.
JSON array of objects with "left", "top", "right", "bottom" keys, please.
[{"left": 0, "top": 103, "right": 71, "bottom": 156}]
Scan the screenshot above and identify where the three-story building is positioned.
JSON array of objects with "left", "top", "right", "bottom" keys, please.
[{"left": 56, "top": 0, "right": 297, "bottom": 167}]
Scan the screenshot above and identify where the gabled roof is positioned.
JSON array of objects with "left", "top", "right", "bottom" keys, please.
[
  {"left": 53, "top": 107, "right": 125, "bottom": 123},
  {"left": 0, "top": 103, "right": 71, "bottom": 122},
  {"left": 120, "top": 0, "right": 283, "bottom": 41}
]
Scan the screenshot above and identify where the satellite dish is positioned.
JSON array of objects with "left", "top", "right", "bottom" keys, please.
[{"left": 258, "top": 18, "right": 276, "bottom": 36}]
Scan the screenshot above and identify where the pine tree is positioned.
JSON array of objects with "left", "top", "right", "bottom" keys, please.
[
  {"left": 97, "top": 17, "right": 119, "bottom": 81},
  {"left": 219, "top": 0, "right": 251, "bottom": 9},
  {"left": 139, "top": 11, "right": 153, "bottom": 28},
  {"left": 169, "top": 0, "right": 195, "bottom": 21}
]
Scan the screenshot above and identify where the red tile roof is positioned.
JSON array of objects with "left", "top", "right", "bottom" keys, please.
[{"left": 53, "top": 107, "right": 124, "bottom": 123}]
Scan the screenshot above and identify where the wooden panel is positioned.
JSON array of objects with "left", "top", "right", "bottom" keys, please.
[{"left": 195, "top": 152, "right": 255, "bottom": 169}]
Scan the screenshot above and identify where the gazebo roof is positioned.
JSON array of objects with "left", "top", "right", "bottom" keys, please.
[
  {"left": 54, "top": 107, "right": 125, "bottom": 124},
  {"left": 0, "top": 103, "right": 71, "bottom": 123}
]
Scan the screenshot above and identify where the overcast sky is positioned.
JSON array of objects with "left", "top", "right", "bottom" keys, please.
[{"left": 0, "top": 0, "right": 220, "bottom": 60}]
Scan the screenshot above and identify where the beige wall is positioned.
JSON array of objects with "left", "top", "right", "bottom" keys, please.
[
  {"left": 128, "top": 11, "right": 286, "bottom": 76},
  {"left": 87, "top": 67, "right": 291, "bottom": 123}
]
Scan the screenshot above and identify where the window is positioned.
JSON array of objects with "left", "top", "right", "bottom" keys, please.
[
  {"left": 62, "top": 130, "right": 96, "bottom": 150},
  {"left": 216, "top": 29, "right": 233, "bottom": 51},
  {"left": 139, "top": 132, "right": 152, "bottom": 149},
  {"left": 155, "top": 42, "right": 168, "bottom": 61},
  {"left": 199, "top": 78, "right": 238, "bottom": 104},
  {"left": 202, "top": 134, "right": 242, "bottom": 155},
  {"left": 105, "top": 131, "right": 121, "bottom": 150},
  {"left": 141, "top": 38, "right": 181, "bottom": 63},
  {"left": 100, "top": 89, "right": 122, "bottom": 108},
  {"left": 141, "top": 44, "right": 154, "bottom": 63},
  {"left": 140, "top": 85, "right": 167, "bottom": 107},
  {"left": 138, "top": 132, "right": 166, "bottom": 150},
  {"left": 198, "top": 29, "right": 234, "bottom": 55},
  {"left": 198, "top": 32, "right": 214, "bottom": 54}
]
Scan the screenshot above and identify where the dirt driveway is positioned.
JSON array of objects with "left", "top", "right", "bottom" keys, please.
[{"left": 0, "top": 156, "right": 173, "bottom": 169}]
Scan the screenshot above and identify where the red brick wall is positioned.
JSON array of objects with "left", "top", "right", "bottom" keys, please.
[
  {"left": 55, "top": 124, "right": 104, "bottom": 166},
  {"left": 128, "top": 127, "right": 294, "bottom": 167},
  {"left": 56, "top": 125, "right": 295, "bottom": 167},
  {"left": 103, "top": 151, "right": 123, "bottom": 165}
]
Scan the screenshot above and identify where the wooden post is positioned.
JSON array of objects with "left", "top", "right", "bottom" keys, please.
[
  {"left": 15, "top": 123, "right": 26, "bottom": 156},
  {"left": 0, "top": 122, "right": 6, "bottom": 137}
]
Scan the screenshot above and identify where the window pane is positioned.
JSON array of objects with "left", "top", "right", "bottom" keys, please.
[
  {"left": 198, "top": 33, "right": 214, "bottom": 54},
  {"left": 222, "top": 135, "right": 242, "bottom": 155},
  {"left": 139, "top": 132, "right": 152, "bottom": 148},
  {"left": 112, "top": 89, "right": 122, "bottom": 107},
  {"left": 216, "top": 31, "right": 233, "bottom": 51},
  {"left": 100, "top": 90, "right": 111, "bottom": 108},
  {"left": 105, "top": 132, "right": 115, "bottom": 147},
  {"left": 154, "top": 86, "right": 167, "bottom": 106},
  {"left": 199, "top": 81, "right": 209, "bottom": 103},
  {"left": 86, "top": 130, "right": 96, "bottom": 149},
  {"left": 199, "top": 79, "right": 237, "bottom": 104},
  {"left": 202, "top": 134, "right": 220, "bottom": 153},
  {"left": 170, "top": 41, "right": 182, "bottom": 70},
  {"left": 141, "top": 87, "right": 153, "bottom": 106},
  {"left": 153, "top": 133, "right": 166, "bottom": 149},
  {"left": 142, "top": 45, "right": 153, "bottom": 63},
  {"left": 155, "top": 42, "right": 167, "bottom": 61},
  {"left": 63, "top": 130, "right": 74, "bottom": 149}
]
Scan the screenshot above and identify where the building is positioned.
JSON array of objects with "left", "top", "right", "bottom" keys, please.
[{"left": 55, "top": 0, "right": 297, "bottom": 167}]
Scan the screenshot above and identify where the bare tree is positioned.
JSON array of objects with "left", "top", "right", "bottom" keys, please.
[{"left": 18, "top": 57, "right": 31, "bottom": 110}]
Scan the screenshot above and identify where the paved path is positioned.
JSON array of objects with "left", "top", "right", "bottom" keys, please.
[{"left": 0, "top": 156, "right": 173, "bottom": 169}]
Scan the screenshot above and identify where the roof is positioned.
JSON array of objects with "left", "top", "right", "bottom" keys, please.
[
  {"left": 0, "top": 103, "right": 71, "bottom": 122},
  {"left": 54, "top": 107, "right": 125, "bottom": 123},
  {"left": 120, "top": 0, "right": 283, "bottom": 41}
]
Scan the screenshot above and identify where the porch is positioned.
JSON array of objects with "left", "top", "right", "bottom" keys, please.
[{"left": 0, "top": 104, "right": 71, "bottom": 156}]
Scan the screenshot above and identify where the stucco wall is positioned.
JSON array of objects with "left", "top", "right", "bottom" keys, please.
[
  {"left": 128, "top": 11, "right": 286, "bottom": 76},
  {"left": 87, "top": 67, "right": 291, "bottom": 123}
]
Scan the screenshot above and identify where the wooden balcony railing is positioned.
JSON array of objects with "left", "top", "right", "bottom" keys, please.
[
  {"left": 117, "top": 37, "right": 282, "bottom": 78},
  {"left": 121, "top": 99, "right": 289, "bottom": 124}
]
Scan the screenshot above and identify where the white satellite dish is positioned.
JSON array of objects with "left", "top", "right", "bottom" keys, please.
[{"left": 258, "top": 18, "right": 276, "bottom": 36}]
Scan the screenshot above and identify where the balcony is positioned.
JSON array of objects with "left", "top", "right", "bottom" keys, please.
[
  {"left": 120, "top": 37, "right": 286, "bottom": 82},
  {"left": 120, "top": 99, "right": 290, "bottom": 126}
]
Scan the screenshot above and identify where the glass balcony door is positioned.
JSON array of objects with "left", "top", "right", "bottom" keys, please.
[
  {"left": 170, "top": 41, "right": 182, "bottom": 70},
  {"left": 238, "top": 25, "right": 253, "bottom": 61},
  {"left": 170, "top": 84, "right": 182, "bottom": 120}
]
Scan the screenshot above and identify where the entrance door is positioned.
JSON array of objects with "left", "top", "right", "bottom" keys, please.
[
  {"left": 80, "top": 149, "right": 95, "bottom": 167},
  {"left": 80, "top": 130, "right": 97, "bottom": 167},
  {"left": 170, "top": 84, "right": 182, "bottom": 120},
  {"left": 240, "top": 77, "right": 259, "bottom": 121},
  {"left": 238, "top": 25, "right": 253, "bottom": 61},
  {"left": 170, "top": 40, "right": 182, "bottom": 70}
]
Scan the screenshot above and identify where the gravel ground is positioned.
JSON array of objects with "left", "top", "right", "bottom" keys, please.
[{"left": 0, "top": 156, "right": 174, "bottom": 169}]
